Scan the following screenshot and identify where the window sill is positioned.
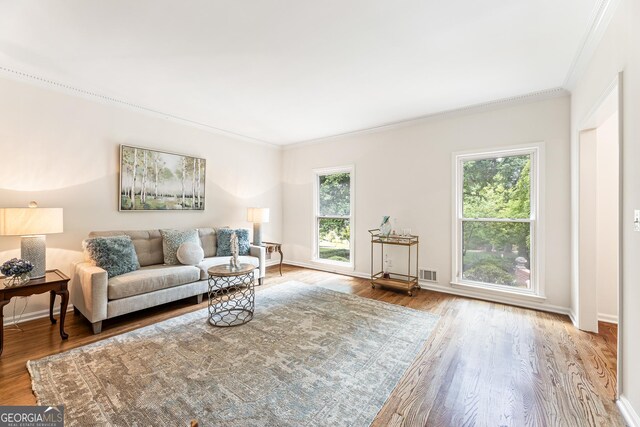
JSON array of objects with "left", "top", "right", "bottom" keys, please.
[{"left": 450, "top": 281, "right": 546, "bottom": 303}]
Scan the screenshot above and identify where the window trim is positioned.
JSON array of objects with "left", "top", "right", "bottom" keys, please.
[
  {"left": 451, "top": 143, "right": 546, "bottom": 300},
  {"left": 312, "top": 165, "right": 355, "bottom": 269}
]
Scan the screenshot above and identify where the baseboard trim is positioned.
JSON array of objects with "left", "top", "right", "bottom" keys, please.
[
  {"left": 419, "top": 281, "right": 571, "bottom": 317},
  {"left": 569, "top": 310, "right": 578, "bottom": 327},
  {"left": 618, "top": 395, "right": 640, "bottom": 427},
  {"left": 2, "top": 303, "right": 75, "bottom": 326},
  {"left": 598, "top": 313, "right": 619, "bottom": 324},
  {"left": 283, "top": 260, "right": 370, "bottom": 279},
  {"left": 283, "top": 260, "right": 571, "bottom": 317}
]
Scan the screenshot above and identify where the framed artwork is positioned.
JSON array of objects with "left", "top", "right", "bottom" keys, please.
[{"left": 119, "top": 145, "right": 206, "bottom": 211}]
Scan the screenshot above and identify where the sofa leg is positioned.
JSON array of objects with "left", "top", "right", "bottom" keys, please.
[
  {"left": 91, "top": 321, "right": 103, "bottom": 334},
  {"left": 196, "top": 294, "right": 203, "bottom": 304},
  {"left": 259, "top": 278, "right": 264, "bottom": 286},
  {"left": 73, "top": 306, "right": 80, "bottom": 315}
]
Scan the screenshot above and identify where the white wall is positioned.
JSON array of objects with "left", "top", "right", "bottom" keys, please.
[
  {"left": 570, "top": 0, "right": 640, "bottom": 421},
  {"left": 282, "top": 95, "right": 571, "bottom": 311},
  {"left": 596, "top": 112, "right": 619, "bottom": 324},
  {"left": 0, "top": 76, "right": 282, "bottom": 323}
]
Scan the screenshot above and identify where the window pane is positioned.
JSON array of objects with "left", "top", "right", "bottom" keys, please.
[
  {"left": 463, "top": 154, "right": 531, "bottom": 219},
  {"left": 319, "top": 173, "right": 350, "bottom": 216},
  {"left": 462, "top": 221, "right": 531, "bottom": 289},
  {"left": 318, "top": 218, "right": 350, "bottom": 262}
]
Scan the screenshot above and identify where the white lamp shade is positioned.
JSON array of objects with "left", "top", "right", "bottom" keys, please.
[
  {"left": 247, "top": 207, "right": 270, "bottom": 223},
  {"left": 0, "top": 207, "right": 64, "bottom": 236}
]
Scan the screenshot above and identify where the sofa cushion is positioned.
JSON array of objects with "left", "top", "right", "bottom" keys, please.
[
  {"left": 160, "top": 229, "right": 200, "bottom": 265},
  {"left": 83, "top": 235, "right": 140, "bottom": 278},
  {"left": 89, "top": 230, "right": 164, "bottom": 267},
  {"left": 198, "top": 228, "right": 217, "bottom": 257},
  {"left": 216, "top": 228, "right": 250, "bottom": 256},
  {"left": 107, "top": 264, "right": 201, "bottom": 300},
  {"left": 197, "top": 256, "right": 260, "bottom": 280}
]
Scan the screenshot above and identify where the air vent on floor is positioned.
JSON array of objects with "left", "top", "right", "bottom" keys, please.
[{"left": 420, "top": 269, "right": 438, "bottom": 283}]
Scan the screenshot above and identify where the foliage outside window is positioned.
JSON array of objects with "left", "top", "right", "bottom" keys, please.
[
  {"left": 455, "top": 148, "right": 540, "bottom": 294},
  {"left": 315, "top": 168, "right": 353, "bottom": 265}
]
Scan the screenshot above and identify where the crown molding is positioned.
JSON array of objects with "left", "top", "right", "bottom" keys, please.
[
  {"left": 283, "top": 87, "right": 569, "bottom": 150},
  {"left": 0, "top": 66, "right": 281, "bottom": 149},
  {"left": 563, "top": 0, "right": 621, "bottom": 90}
]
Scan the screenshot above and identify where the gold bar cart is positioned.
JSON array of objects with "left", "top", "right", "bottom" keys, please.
[{"left": 369, "top": 229, "right": 419, "bottom": 296}]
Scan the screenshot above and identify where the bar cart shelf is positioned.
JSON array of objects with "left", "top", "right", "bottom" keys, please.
[{"left": 369, "top": 229, "right": 419, "bottom": 296}]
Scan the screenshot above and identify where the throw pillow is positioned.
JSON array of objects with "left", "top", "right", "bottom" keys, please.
[
  {"left": 177, "top": 242, "right": 205, "bottom": 265},
  {"left": 216, "top": 228, "right": 250, "bottom": 256},
  {"left": 83, "top": 235, "right": 140, "bottom": 278},
  {"left": 160, "top": 229, "right": 200, "bottom": 265}
]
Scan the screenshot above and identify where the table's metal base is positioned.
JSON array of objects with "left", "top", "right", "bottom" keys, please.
[
  {"left": 207, "top": 271, "right": 255, "bottom": 327},
  {"left": 208, "top": 308, "right": 254, "bottom": 327}
]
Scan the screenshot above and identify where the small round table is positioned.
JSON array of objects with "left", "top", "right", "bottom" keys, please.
[{"left": 207, "top": 263, "right": 255, "bottom": 327}]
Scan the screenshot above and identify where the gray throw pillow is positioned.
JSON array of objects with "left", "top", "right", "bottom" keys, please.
[
  {"left": 84, "top": 235, "right": 140, "bottom": 278},
  {"left": 160, "top": 229, "right": 200, "bottom": 265}
]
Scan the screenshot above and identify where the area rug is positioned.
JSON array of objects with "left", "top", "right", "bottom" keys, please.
[{"left": 28, "top": 281, "right": 439, "bottom": 426}]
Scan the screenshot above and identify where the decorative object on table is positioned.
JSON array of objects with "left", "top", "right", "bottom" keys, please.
[
  {"left": 207, "top": 263, "right": 255, "bottom": 327},
  {"left": 119, "top": 145, "right": 206, "bottom": 211},
  {"left": 247, "top": 207, "right": 270, "bottom": 245},
  {"left": 176, "top": 242, "right": 205, "bottom": 266},
  {"left": 0, "top": 202, "right": 64, "bottom": 279},
  {"left": 379, "top": 215, "right": 392, "bottom": 237},
  {"left": 263, "top": 241, "right": 283, "bottom": 276},
  {"left": 216, "top": 228, "right": 250, "bottom": 256},
  {"left": 28, "top": 282, "right": 439, "bottom": 425},
  {"left": 159, "top": 229, "right": 200, "bottom": 265},
  {"left": 383, "top": 253, "right": 391, "bottom": 279},
  {"left": 83, "top": 235, "right": 140, "bottom": 277},
  {"left": 229, "top": 231, "right": 240, "bottom": 270},
  {"left": 1, "top": 258, "right": 33, "bottom": 287},
  {"left": 369, "top": 228, "right": 420, "bottom": 296},
  {"left": 0, "top": 269, "right": 70, "bottom": 356}
]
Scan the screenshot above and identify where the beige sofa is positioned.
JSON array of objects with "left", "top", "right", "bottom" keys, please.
[{"left": 71, "top": 228, "right": 265, "bottom": 333}]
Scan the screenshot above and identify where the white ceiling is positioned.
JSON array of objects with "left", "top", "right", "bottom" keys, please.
[{"left": 0, "top": 0, "right": 598, "bottom": 145}]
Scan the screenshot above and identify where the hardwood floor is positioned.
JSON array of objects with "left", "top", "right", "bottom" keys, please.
[{"left": 0, "top": 265, "right": 622, "bottom": 426}]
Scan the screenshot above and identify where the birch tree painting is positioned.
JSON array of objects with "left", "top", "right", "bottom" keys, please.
[{"left": 120, "top": 145, "right": 206, "bottom": 211}]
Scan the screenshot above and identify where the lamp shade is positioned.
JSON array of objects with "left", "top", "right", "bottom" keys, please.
[
  {"left": 247, "top": 207, "right": 270, "bottom": 223},
  {"left": 0, "top": 207, "right": 64, "bottom": 236}
]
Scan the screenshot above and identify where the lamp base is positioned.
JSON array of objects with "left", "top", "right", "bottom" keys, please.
[
  {"left": 253, "top": 223, "right": 263, "bottom": 246},
  {"left": 21, "top": 235, "right": 46, "bottom": 279}
]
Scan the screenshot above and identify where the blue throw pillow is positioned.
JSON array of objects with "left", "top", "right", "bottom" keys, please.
[
  {"left": 84, "top": 236, "right": 140, "bottom": 278},
  {"left": 217, "top": 229, "right": 250, "bottom": 256}
]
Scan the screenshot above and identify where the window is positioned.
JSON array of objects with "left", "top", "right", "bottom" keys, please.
[
  {"left": 453, "top": 145, "right": 544, "bottom": 297},
  {"left": 313, "top": 166, "right": 354, "bottom": 266}
]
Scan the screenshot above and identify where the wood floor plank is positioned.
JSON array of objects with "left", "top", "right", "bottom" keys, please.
[{"left": 0, "top": 265, "right": 625, "bottom": 426}]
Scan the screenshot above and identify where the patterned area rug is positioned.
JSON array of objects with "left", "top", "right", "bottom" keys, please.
[{"left": 28, "top": 282, "right": 439, "bottom": 426}]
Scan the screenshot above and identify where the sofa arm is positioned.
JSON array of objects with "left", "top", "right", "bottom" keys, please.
[
  {"left": 249, "top": 245, "right": 266, "bottom": 279},
  {"left": 70, "top": 261, "right": 108, "bottom": 323}
]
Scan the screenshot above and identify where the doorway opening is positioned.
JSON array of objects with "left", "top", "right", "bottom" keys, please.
[{"left": 576, "top": 75, "right": 622, "bottom": 397}]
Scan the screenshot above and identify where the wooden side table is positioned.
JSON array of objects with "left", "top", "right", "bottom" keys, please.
[
  {"left": 263, "top": 242, "right": 283, "bottom": 276},
  {"left": 0, "top": 269, "right": 70, "bottom": 356}
]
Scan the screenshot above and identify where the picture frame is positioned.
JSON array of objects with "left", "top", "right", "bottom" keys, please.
[{"left": 119, "top": 145, "right": 206, "bottom": 211}]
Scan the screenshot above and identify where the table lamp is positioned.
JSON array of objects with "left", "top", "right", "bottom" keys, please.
[
  {"left": 247, "top": 207, "right": 270, "bottom": 246},
  {"left": 0, "top": 202, "right": 64, "bottom": 279}
]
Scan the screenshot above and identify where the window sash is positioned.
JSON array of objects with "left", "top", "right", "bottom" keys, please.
[
  {"left": 313, "top": 167, "right": 354, "bottom": 267},
  {"left": 453, "top": 145, "right": 541, "bottom": 296}
]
